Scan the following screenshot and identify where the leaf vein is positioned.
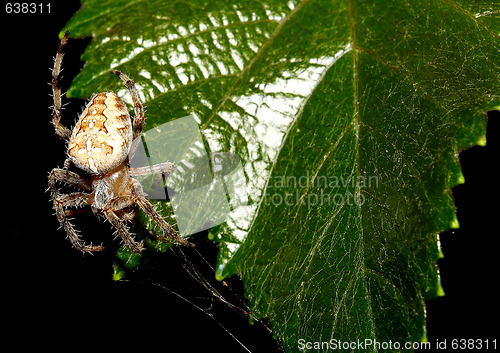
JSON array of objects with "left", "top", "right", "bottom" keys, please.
[{"left": 200, "top": 0, "right": 312, "bottom": 130}]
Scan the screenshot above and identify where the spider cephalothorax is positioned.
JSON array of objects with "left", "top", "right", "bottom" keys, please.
[{"left": 48, "top": 31, "right": 191, "bottom": 253}]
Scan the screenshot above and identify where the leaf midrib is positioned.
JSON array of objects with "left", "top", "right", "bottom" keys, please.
[{"left": 348, "top": 0, "right": 377, "bottom": 343}]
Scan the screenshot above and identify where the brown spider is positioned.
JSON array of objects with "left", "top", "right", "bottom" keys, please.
[{"left": 48, "top": 31, "right": 191, "bottom": 253}]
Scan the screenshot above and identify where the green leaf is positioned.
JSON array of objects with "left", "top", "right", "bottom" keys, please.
[
  {"left": 63, "top": 0, "right": 498, "bottom": 351},
  {"left": 113, "top": 244, "right": 143, "bottom": 281}
]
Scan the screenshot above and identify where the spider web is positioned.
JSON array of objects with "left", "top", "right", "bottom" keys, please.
[{"left": 119, "top": 236, "right": 281, "bottom": 352}]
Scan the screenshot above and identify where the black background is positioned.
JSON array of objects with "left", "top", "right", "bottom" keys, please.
[{"left": 2, "top": 1, "right": 498, "bottom": 351}]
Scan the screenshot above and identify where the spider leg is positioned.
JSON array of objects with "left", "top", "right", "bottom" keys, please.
[
  {"left": 51, "top": 31, "right": 72, "bottom": 141},
  {"left": 49, "top": 167, "right": 102, "bottom": 252},
  {"left": 112, "top": 70, "right": 144, "bottom": 144},
  {"left": 129, "top": 161, "right": 176, "bottom": 177},
  {"left": 130, "top": 179, "right": 193, "bottom": 247},
  {"left": 103, "top": 204, "right": 144, "bottom": 253},
  {"left": 65, "top": 208, "right": 90, "bottom": 217},
  {"left": 52, "top": 192, "right": 105, "bottom": 253},
  {"left": 117, "top": 207, "right": 137, "bottom": 223},
  {"left": 48, "top": 167, "right": 91, "bottom": 199}
]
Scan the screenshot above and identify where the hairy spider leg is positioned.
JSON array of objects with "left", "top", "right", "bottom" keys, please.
[
  {"left": 51, "top": 30, "right": 72, "bottom": 141},
  {"left": 64, "top": 208, "right": 91, "bottom": 217},
  {"left": 49, "top": 166, "right": 104, "bottom": 252},
  {"left": 110, "top": 71, "right": 179, "bottom": 184},
  {"left": 130, "top": 179, "right": 193, "bottom": 247},
  {"left": 112, "top": 70, "right": 145, "bottom": 151},
  {"left": 103, "top": 207, "right": 144, "bottom": 253},
  {"left": 129, "top": 161, "right": 176, "bottom": 177},
  {"left": 48, "top": 165, "right": 91, "bottom": 197},
  {"left": 52, "top": 193, "right": 104, "bottom": 253}
]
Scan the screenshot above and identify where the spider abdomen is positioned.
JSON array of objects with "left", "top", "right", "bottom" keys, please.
[{"left": 68, "top": 92, "right": 133, "bottom": 174}]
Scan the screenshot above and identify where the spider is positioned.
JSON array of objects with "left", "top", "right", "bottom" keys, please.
[{"left": 48, "top": 31, "right": 191, "bottom": 253}]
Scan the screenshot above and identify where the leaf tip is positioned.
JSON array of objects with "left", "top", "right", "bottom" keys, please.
[
  {"left": 112, "top": 261, "right": 126, "bottom": 281},
  {"left": 215, "top": 266, "right": 225, "bottom": 281},
  {"left": 58, "top": 28, "right": 69, "bottom": 40},
  {"left": 436, "top": 281, "right": 445, "bottom": 297},
  {"left": 450, "top": 217, "right": 460, "bottom": 229},
  {"left": 477, "top": 135, "right": 487, "bottom": 147}
]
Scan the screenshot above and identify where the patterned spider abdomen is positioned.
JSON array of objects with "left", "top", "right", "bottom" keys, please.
[{"left": 68, "top": 92, "right": 133, "bottom": 174}]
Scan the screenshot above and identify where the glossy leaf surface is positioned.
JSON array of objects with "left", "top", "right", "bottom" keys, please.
[{"left": 63, "top": 0, "right": 498, "bottom": 351}]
